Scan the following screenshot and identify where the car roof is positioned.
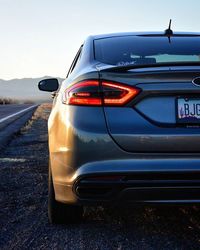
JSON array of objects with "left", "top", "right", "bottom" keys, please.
[{"left": 90, "top": 31, "right": 200, "bottom": 40}]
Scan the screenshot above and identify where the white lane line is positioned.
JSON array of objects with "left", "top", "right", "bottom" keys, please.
[{"left": 0, "top": 105, "right": 37, "bottom": 124}]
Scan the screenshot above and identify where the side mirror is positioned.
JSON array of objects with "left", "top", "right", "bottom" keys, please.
[{"left": 38, "top": 78, "right": 59, "bottom": 92}]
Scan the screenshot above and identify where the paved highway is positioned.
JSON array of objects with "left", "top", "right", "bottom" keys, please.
[
  {"left": 0, "top": 104, "right": 37, "bottom": 149},
  {"left": 0, "top": 104, "right": 36, "bottom": 123}
]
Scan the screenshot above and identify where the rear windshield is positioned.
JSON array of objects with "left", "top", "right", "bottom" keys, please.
[{"left": 94, "top": 35, "right": 200, "bottom": 66}]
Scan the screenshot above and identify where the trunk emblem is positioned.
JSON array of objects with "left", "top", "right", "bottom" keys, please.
[{"left": 192, "top": 77, "right": 200, "bottom": 86}]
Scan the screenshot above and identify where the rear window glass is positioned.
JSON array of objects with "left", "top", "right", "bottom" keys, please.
[{"left": 94, "top": 35, "right": 200, "bottom": 66}]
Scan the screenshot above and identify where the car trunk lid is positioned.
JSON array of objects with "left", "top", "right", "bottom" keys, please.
[{"left": 99, "top": 67, "right": 200, "bottom": 153}]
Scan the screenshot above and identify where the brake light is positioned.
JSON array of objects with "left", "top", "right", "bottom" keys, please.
[
  {"left": 63, "top": 80, "right": 102, "bottom": 106},
  {"left": 63, "top": 80, "right": 140, "bottom": 106},
  {"left": 102, "top": 81, "right": 140, "bottom": 106}
]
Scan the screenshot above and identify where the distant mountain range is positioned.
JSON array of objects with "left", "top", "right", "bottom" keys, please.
[{"left": 0, "top": 76, "right": 64, "bottom": 103}]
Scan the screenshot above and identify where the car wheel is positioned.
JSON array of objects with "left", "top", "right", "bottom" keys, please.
[{"left": 48, "top": 165, "right": 83, "bottom": 224}]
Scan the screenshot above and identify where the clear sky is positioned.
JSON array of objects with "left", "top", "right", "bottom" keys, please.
[{"left": 0, "top": 0, "right": 200, "bottom": 80}]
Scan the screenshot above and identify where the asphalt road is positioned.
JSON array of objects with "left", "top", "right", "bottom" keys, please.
[
  {"left": 1, "top": 104, "right": 200, "bottom": 250},
  {"left": 0, "top": 104, "right": 37, "bottom": 150},
  {"left": 0, "top": 104, "right": 36, "bottom": 123}
]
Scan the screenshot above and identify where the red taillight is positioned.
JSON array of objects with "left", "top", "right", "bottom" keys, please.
[
  {"left": 63, "top": 80, "right": 140, "bottom": 106},
  {"left": 102, "top": 81, "right": 140, "bottom": 106},
  {"left": 63, "top": 80, "right": 102, "bottom": 106}
]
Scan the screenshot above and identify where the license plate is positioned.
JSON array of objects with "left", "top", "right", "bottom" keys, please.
[{"left": 177, "top": 98, "right": 200, "bottom": 124}]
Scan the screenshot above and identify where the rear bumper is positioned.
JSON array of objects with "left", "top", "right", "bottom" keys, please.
[{"left": 53, "top": 157, "right": 200, "bottom": 205}]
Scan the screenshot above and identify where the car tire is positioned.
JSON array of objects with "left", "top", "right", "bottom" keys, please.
[{"left": 48, "top": 165, "right": 83, "bottom": 224}]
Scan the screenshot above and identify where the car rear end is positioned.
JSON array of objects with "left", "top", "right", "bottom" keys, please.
[{"left": 50, "top": 33, "right": 200, "bottom": 205}]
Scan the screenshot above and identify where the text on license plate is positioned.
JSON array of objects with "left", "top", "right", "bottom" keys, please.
[{"left": 177, "top": 98, "right": 200, "bottom": 123}]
